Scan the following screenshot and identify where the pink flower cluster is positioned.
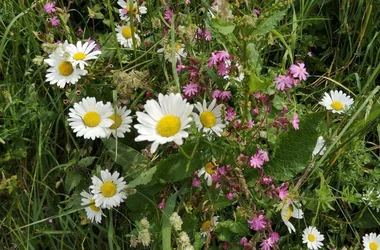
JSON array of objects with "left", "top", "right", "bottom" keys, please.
[
  {"left": 274, "top": 62, "right": 308, "bottom": 91},
  {"left": 249, "top": 149, "right": 269, "bottom": 169},
  {"left": 212, "top": 89, "right": 231, "bottom": 100},
  {"left": 272, "top": 106, "right": 300, "bottom": 133},
  {"left": 207, "top": 50, "right": 233, "bottom": 77},
  {"left": 196, "top": 28, "right": 212, "bottom": 41},
  {"left": 44, "top": 2, "right": 60, "bottom": 27}
]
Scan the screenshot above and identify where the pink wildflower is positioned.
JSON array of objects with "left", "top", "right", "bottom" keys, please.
[
  {"left": 274, "top": 74, "right": 293, "bottom": 91},
  {"left": 262, "top": 176, "right": 273, "bottom": 185},
  {"left": 220, "top": 90, "right": 232, "bottom": 100},
  {"left": 252, "top": 108, "right": 259, "bottom": 115},
  {"left": 253, "top": 9, "right": 261, "bottom": 16},
  {"left": 183, "top": 82, "right": 198, "bottom": 97},
  {"left": 226, "top": 107, "right": 236, "bottom": 121},
  {"left": 217, "top": 62, "right": 231, "bottom": 76},
  {"left": 248, "top": 215, "right": 266, "bottom": 231},
  {"left": 240, "top": 237, "right": 248, "bottom": 246},
  {"left": 226, "top": 193, "right": 234, "bottom": 200},
  {"left": 207, "top": 52, "right": 219, "bottom": 67},
  {"left": 50, "top": 16, "right": 60, "bottom": 26},
  {"left": 212, "top": 89, "right": 222, "bottom": 99},
  {"left": 269, "top": 232, "right": 280, "bottom": 243},
  {"left": 164, "top": 8, "right": 175, "bottom": 24},
  {"left": 44, "top": 2, "right": 56, "bottom": 14},
  {"left": 278, "top": 182, "right": 289, "bottom": 200},
  {"left": 218, "top": 167, "right": 226, "bottom": 176},
  {"left": 289, "top": 62, "right": 309, "bottom": 81},
  {"left": 204, "top": 29, "right": 212, "bottom": 40},
  {"left": 186, "top": 0, "right": 191, "bottom": 4},
  {"left": 217, "top": 51, "right": 230, "bottom": 61},
  {"left": 258, "top": 149, "right": 269, "bottom": 162},
  {"left": 249, "top": 153, "right": 264, "bottom": 169},
  {"left": 307, "top": 51, "right": 312, "bottom": 57},
  {"left": 291, "top": 113, "right": 300, "bottom": 130},
  {"left": 192, "top": 178, "right": 201, "bottom": 187},
  {"left": 158, "top": 201, "right": 165, "bottom": 210},
  {"left": 260, "top": 239, "right": 272, "bottom": 250}
]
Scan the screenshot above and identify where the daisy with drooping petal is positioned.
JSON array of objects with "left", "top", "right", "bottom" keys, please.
[
  {"left": 198, "top": 162, "right": 218, "bottom": 186},
  {"left": 312, "top": 136, "right": 327, "bottom": 157},
  {"left": 68, "top": 97, "right": 114, "bottom": 140},
  {"left": 363, "top": 233, "right": 380, "bottom": 250},
  {"left": 281, "top": 201, "right": 304, "bottom": 233},
  {"left": 108, "top": 106, "right": 133, "bottom": 138},
  {"left": 134, "top": 93, "right": 193, "bottom": 153},
  {"left": 157, "top": 43, "right": 187, "bottom": 63},
  {"left": 117, "top": 0, "right": 147, "bottom": 22},
  {"left": 116, "top": 25, "right": 141, "bottom": 48},
  {"left": 193, "top": 99, "right": 225, "bottom": 136},
  {"left": 200, "top": 216, "right": 219, "bottom": 237},
  {"left": 90, "top": 169, "right": 127, "bottom": 208},
  {"left": 319, "top": 90, "right": 354, "bottom": 114},
  {"left": 80, "top": 191, "right": 104, "bottom": 223},
  {"left": 302, "top": 226, "right": 324, "bottom": 250},
  {"left": 67, "top": 40, "right": 102, "bottom": 70}
]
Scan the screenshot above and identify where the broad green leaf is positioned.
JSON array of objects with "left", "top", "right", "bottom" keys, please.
[
  {"left": 77, "top": 157, "right": 96, "bottom": 168},
  {"left": 215, "top": 220, "right": 249, "bottom": 241},
  {"left": 128, "top": 166, "right": 157, "bottom": 188},
  {"left": 251, "top": 9, "right": 287, "bottom": 37},
  {"left": 211, "top": 19, "right": 235, "bottom": 35},
  {"left": 65, "top": 171, "right": 82, "bottom": 192},
  {"left": 353, "top": 208, "right": 380, "bottom": 229},
  {"left": 248, "top": 74, "right": 271, "bottom": 92}
]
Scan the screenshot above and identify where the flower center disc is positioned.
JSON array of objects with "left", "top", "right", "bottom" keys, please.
[
  {"left": 101, "top": 182, "right": 117, "bottom": 197},
  {"left": 331, "top": 101, "right": 343, "bottom": 111},
  {"left": 201, "top": 221, "right": 211, "bottom": 232},
  {"left": 200, "top": 111, "right": 216, "bottom": 128},
  {"left": 73, "top": 52, "right": 86, "bottom": 60},
  {"left": 58, "top": 61, "right": 74, "bottom": 76},
  {"left": 175, "top": 43, "right": 181, "bottom": 52},
  {"left": 83, "top": 111, "right": 101, "bottom": 127},
  {"left": 205, "top": 162, "right": 217, "bottom": 175},
  {"left": 122, "top": 27, "right": 132, "bottom": 39},
  {"left": 285, "top": 207, "right": 293, "bottom": 220},
  {"left": 89, "top": 199, "right": 100, "bottom": 212},
  {"left": 308, "top": 234, "right": 316, "bottom": 242},
  {"left": 156, "top": 115, "right": 181, "bottom": 137},
  {"left": 126, "top": 5, "right": 138, "bottom": 14},
  {"left": 109, "top": 114, "right": 122, "bottom": 129},
  {"left": 370, "top": 242, "right": 379, "bottom": 250}
]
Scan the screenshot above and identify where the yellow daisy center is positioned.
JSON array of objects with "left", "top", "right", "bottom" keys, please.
[
  {"left": 308, "top": 234, "right": 316, "bottom": 242},
  {"left": 109, "top": 114, "right": 122, "bottom": 129},
  {"left": 205, "top": 162, "right": 217, "bottom": 175},
  {"left": 122, "top": 27, "right": 132, "bottom": 39},
  {"left": 58, "top": 61, "right": 74, "bottom": 76},
  {"left": 370, "top": 242, "right": 379, "bottom": 250},
  {"left": 83, "top": 111, "right": 101, "bottom": 127},
  {"left": 200, "top": 111, "right": 216, "bottom": 128},
  {"left": 126, "top": 5, "right": 138, "bottom": 14},
  {"left": 101, "top": 182, "right": 117, "bottom": 197},
  {"left": 331, "top": 101, "right": 343, "bottom": 111},
  {"left": 156, "top": 115, "right": 181, "bottom": 137},
  {"left": 175, "top": 43, "right": 181, "bottom": 52},
  {"left": 89, "top": 199, "right": 100, "bottom": 212},
  {"left": 201, "top": 220, "right": 211, "bottom": 232},
  {"left": 73, "top": 52, "right": 86, "bottom": 60},
  {"left": 284, "top": 207, "right": 293, "bottom": 220}
]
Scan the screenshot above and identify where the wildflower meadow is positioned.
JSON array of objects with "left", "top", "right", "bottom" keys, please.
[{"left": 1, "top": 0, "right": 380, "bottom": 249}]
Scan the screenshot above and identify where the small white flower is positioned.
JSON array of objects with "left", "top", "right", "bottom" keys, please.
[
  {"left": 302, "top": 226, "right": 324, "bottom": 250},
  {"left": 200, "top": 216, "right": 219, "bottom": 237},
  {"left": 193, "top": 99, "right": 226, "bottom": 136},
  {"left": 157, "top": 43, "right": 187, "bottom": 63},
  {"left": 117, "top": 0, "right": 147, "bottom": 22},
  {"left": 198, "top": 162, "right": 217, "bottom": 186},
  {"left": 90, "top": 169, "right": 127, "bottom": 208},
  {"left": 138, "top": 228, "right": 151, "bottom": 247},
  {"left": 68, "top": 97, "right": 114, "bottom": 140},
  {"left": 116, "top": 25, "right": 141, "bottom": 48},
  {"left": 107, "top": 106, "right": 133, "bottom": 138},
  {"left": 170, "top": 212, "right": 183, "bottom": 231},
  {"left": 363, "top": 232, "right": 380, "bottom": 250},
  {"left": 319, "top": 90, "right": 354, "bottom": 114},
  {"left": 67, "top": 40, "right": 101, "bottom": 70},
  {"left": 134, "top": 93, "right": 193, "bottom": 153},
  {"left": 312, "top": 136, "right": 327, "bottom": 157},
  {"left": 80, "top": 191, "right": 104, "bottom": 223},
  {"left": 281, "top": 201, "right": 304, "bottom": 233}
]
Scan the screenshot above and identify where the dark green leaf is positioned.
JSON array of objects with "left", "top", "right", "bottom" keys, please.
[
  {"left": 251, "top": 10, "right": 287, "bottom": 37},
  {"left": 211, "top": 19, "right": 235, "bottom": 35}
]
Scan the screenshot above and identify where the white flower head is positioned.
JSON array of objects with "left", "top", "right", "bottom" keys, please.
[
  {"left": 363, "top": 233, "right": 380, "bottom": 250},
  {"left": 67, "top": 40, "right": 101, "bottom": 70},
  {"left": 198, "top": 162, "right": 218, "bottom": 186},
  {"left": 157, "top": 43, "right": 187, "bottom": 63},
  {"left": 200, "top": 216, "right": 219, "bottom": 237},
  {"left": 90, "top": 169, "right": 127, "bottom": 208},
  {"left": 319, "top": 90, "right": 354, "bottom": 114},
  {"left": 117, "top": 0, "right": 147, "bottom": 22},
  {"left": 169, "top": 212, "right": 183, "bottom": 231},
  {"left": 281, "top": 201, "right": 304, "bottom": 233},
  {"left": 116, "top": 25, "right": 141, "bottom": 48},
  {"left": 312, "top": 136, "right": 327, "bottom": 157},
  {"left": 302, "top": 226, "right": 324, "bottom": 250},
  {"left": 107, "top": 106, "right": 133, "bottom": 138},
  {"left": 80, "top": 191, "right": 105, "bottom": 223},
  {"left": 134, "top": 93, "right": 193, "bottom": 153},
  {"left": 193, "top": 99, "right": 226, "bottom": 136},
  {"left": 68, "top": 97, "right": 114, "bottom": 140}
]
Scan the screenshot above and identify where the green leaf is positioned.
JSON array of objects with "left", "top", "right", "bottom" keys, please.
[
  {"left": 251, "top": 9, "right": 287, "bottom": 37},
  {"left": 77, "top": 157, "right": 96, "bottom": 168},
  {"left": 215, "top": 220, "right": 249, "bottom": 241},
  {"left": 65, "top": 171, "right": 82, "bottom": 192},
  {"left": 353, "top": 208, "right": 380, "bottom": 229},
  {"left": 248, "top": 74, "right": 271, "bottom": 93},
  {"left": 266, "top": 112, "right": 325, "bottom": 181},
  {"left": 128, "top": 166, "right": 157, "bottom": 188},
  {"left": 211, "top": 19, "right": 235, "bottom": 35}
]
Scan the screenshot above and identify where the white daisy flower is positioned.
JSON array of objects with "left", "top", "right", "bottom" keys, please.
[
  {"left": 134, "top": 93, "right": 193, "bottom": 153},
  {"left": 116, "top": 25, "right": 141, "bottom": 48},
  {"left": 312, "top": 136, "right": 327, "bottom": 157},
  {"left": 157, "top": 43, "right": 187, "bottom": 63},
  {"left": 117, "top": 0, "right": 147, "bottom": 22},
  {"left": 193, "top": 99, "right": 225, "bottom": 136},
  {"left": 68, "top": 97, "right": 114, "bottom": 140},
  {"left": 281, "top": 201, "right": 304, "bottom": 233},
  {"left": 302, "top": 226, "right": 324, "bottom": 250},
  {"left": 45, "top": 42, "right": 87, "bottom": 88},
  {"left": 67, "top": 40, "right": 101, "bottom": 70},
  {"left": 363, "top": 233, "right": 380, "bottom": 250},
  {"left": 80, "top": 191, "right": 104, "bottom": 223},
  {"left": 107, "top": 106, "right": 133, "bottom": 138},
  {"left": 200, "top": 216, "right": 219, "bottom": 237},
  {"left": 90, "top": 169, "right": 127, "bottom": 208},
  {"left": 198, "top": 162, "right": 217, "bottom": 186},
  {"left": 319, "top": 90, "right": 354, "bottom": 114}
]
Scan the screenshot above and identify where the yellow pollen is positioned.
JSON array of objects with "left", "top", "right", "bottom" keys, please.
[
  {"left": 308, "top": 234, "right": 316, "bottom": 242},
  {"left": 331, "top": 101, "right": 344, "bottom": 111},
  {"left": 126, "top": 5, "right": 138, "bottom": 14},
  {"left": 205, "top": 162, "right": 217, "bottom": 175},
  {"left": 201, "top": 220, "right": 211, "bottom": 232},
  {"left": 58, "top": 61, "right": 74, "bottom": 76},
  {"left": 122, "top": 27, "right": 132, "bottom": 39},
  {"left": 284, "top": 207, "right": 293, "bottom": 220},
  {"left": 83, "top": 111, "right": 101, "bottom": 127},
  {"left": 370, "top": 242, "right": 379, "bottom": 250},
  {"left": 89, "top": 199, "right": 100, "bottom": 212},
  {"left": 175, "top": 43, "right": 181, "bottom": 52},
  {"left": 73, "top": 52, "right": 86, "bottom": 60},
  {"left": 101, "top": 182, "right": 117, "bottom": 197},
  {"left": 156, "top": 115, "right": 181, "bottom": 137},
  {"left": 200, "top": 111, "right": 216, "bottom": 128},
  {"left": 109, "top": 114, "right": 122, "bottom": 129}
]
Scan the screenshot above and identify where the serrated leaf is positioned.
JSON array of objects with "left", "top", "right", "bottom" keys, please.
[
  {"left": 65, "top": 171, "right": 82, "bottom": 192},
  {"left": 251, "top": 10, "right": 287, "bottom": 37},
  {"left": 77, "top": 157, "right": 96, "bottom": 168},
  {"left": 211, "top": 19, "right": 235, "bottom": 35},
  {"left": 128, "top": 166, "right": 157, "bottom": 188},
  {"left": 266, "top": 112, "right": 325, "bottom": 181}
]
